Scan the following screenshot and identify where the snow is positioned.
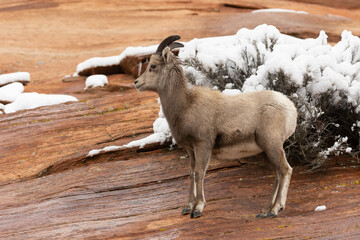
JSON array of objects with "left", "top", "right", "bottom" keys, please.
[
  {"left": 225, "top": 83, "right": 234, "bottom": 89},
  {"left": 345, "top": 147, "right": 352, "bottom": 153},
  {"left": 4, "top": 93, "right": 78, "bottom": 114},
  {"left": 0, "top": 103, "right": 4, "bottom": 114},
  {"left": 252, "top": 8, "right": 308, "bottom": 15},
  {"left": 178, "top": 25, "right": 360, "bottom": 115},
  {"left": 0, "top": 82, "right": 24, "bottom": 103},
  {"left": 183, "top": 66, "right": 209, "bottom": 86},
  {"left": 315, "top": 205, "right": 326, "bottom": 211},
  {"left": 88, "top": 146, "right": 122, "bottom": 157},
  {"left": 319, "top": 136, "right": 349, "bottom": 158},
  {"left": 87, "top": 115, "right": 172, "bottom": 157},
  {"left": 85, "top": 74, "right": 108, "bottom": 90},
  {"left": 76, "top": 45, "right": 158, "bottom": 74},
  {"left": 0, "top": 71, "right": 77, "bottom": 114},
  {"left": 0, "top": 72, "right": 30, "bottom": 86},
  {"left": 222, "top": 89, "right": 241, "bottom": 96}
]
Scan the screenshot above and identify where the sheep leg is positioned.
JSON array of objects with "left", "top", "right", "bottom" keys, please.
[
  {"left": 181, "top": 149, "right": 196, "bottom": 215},
  {"left": 265, "top": 148, "right": 292, "bottom": 217},
  {"left": 269, "top": 150, "right": 292, "bottom": 216},
  {"left": 191, "top": 143, "right": 211, "bottom": 218},
  {"left": 256, "top": 160, "right": 280, "bottom": 218},
  {"left": 256, "top": 126, "right": 292, "bottom": 218}
]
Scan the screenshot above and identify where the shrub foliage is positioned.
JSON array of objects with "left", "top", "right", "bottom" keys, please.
[{"left": 181, "top": 25, "right": 359, "bottom": 168}]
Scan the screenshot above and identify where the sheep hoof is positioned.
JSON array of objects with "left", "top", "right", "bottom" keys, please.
[
  {"left": 266, "top": 212, "right": 277, "bottom": 218},
  {"left": 256, "top": 213, "right": 267, "bottom": 219},
  {"left": 190, "top": 210, "right": 202, "bottom": 218},
  {"left": 181, "top": 207, "right": 191, "bottom": 215}
]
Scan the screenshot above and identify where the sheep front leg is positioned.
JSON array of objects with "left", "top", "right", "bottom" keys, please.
[
  {"left": 181, "top": 149, "right": 196, "bottom": 215},
  {"left": 191, "top": 143, "right": 211, "bottom": 218}
]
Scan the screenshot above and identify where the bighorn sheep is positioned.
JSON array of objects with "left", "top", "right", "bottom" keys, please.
[{"left": 134, "top": 35, "right": 297, "bottom": 219}]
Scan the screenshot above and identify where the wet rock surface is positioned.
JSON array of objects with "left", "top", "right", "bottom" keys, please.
[{"left": 0, "top": 0, "right": 359, "bottom": 239}]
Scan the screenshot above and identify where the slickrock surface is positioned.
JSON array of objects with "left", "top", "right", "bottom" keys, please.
[{"left": 0, "top": 1, "right": 359, "bottom": 239}]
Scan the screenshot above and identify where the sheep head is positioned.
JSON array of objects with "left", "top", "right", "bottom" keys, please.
[{"left": 134, "top": 35, "right": 184, "bottom": 92}]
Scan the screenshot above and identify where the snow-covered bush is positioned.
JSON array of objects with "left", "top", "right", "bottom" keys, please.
[{"left": 180, "top": 25, "right": 360, "bottom": 168}]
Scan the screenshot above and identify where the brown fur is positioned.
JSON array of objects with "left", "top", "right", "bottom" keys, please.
[{"left": 135, "top": 46, "right": 297, "bottom": 218}]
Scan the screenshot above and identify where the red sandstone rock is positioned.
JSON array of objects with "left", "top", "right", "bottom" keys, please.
[{"left": 0, "top": 0, "right": 360, "bottom": 239}]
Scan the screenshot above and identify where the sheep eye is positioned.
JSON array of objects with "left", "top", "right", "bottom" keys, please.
[{"left": 150, "top": 64, "right": 157, "bottom": 69}]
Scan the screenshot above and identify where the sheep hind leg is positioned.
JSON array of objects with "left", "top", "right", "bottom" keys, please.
[
  {"left": 256, "top": 154, "right": 280, "bottom": 218},
  {"left": 269, "top": 149, "right": 292, "bottom": 216},
  {"left": 256, "top": 128, "right": 292, "bottom": 218},
  {"left": 265, "top": 148, "right": 292, "bottom": 217},
  {"left": 181, "top": 149, "right": 196, "bottom": 215}
]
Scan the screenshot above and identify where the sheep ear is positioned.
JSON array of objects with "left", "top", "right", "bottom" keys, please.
[{"left": 162, "top": 47, "right": 172, "bottom": 63}]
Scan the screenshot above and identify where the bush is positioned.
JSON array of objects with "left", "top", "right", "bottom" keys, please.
[
  {"left": 184, "top": 40, "right": 264, "bottom": 91},
  {"left": 180, "top": 25, "right": 360, "bottom": 169}
]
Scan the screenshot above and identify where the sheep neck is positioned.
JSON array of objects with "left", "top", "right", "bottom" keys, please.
[{"left": 158, "top": 68, "right": 191, "bottom": 125}]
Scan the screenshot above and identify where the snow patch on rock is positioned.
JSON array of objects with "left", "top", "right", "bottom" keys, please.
[
  {"left": 252, "top": 8, "right": 309, "bottom": 15},
  {"left": 76, "top": 45, "right": 158, "bottom": 75},
  {"left": 0, "top": 82, "right": 24, "bottom": 103},
  {"left": 0, "top": 103, "right": 4, "bottom": 114},
  {"left": 4, "top": 93, "right": 78, "bottom": 114},
  {"left": 315, "top": 205, "right": 326, "bottom": 211},
  {"left": 0, "top": 72, "right": 30, "bottom": 86},
  {"left": 87, "top": 110, "right": 172, "bottom": 157},
  {"left": 85, "top": 74, "right": 108, "bottom": 90}
]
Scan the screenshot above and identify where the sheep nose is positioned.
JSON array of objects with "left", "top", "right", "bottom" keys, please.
[{"left": 134, "top": 79, "right": 138, "bottom": 85}]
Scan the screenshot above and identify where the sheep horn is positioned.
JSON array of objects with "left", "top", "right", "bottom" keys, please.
[
  {"left": 156, "top": 35, "right": 182, "bottom": 54},
  {"left": 169, "top": 42, "right": 184, "bottom": 50}
]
